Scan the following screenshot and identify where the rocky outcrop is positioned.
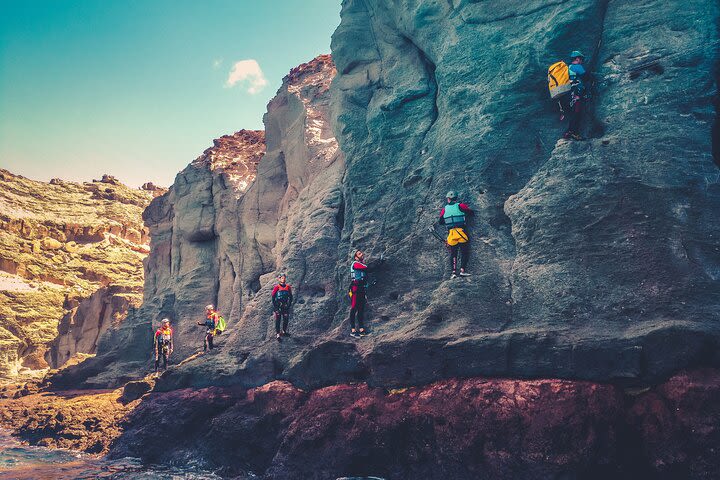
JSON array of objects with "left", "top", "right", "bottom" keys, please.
[
  {"left": 59, "top": 1, "right": 720, "bottom": 393},
  {"left": 0, "top": 170, "right": 153, "bottom": 377},
  {"left": 46, "top": 285, "right": 143, "bottom": 368},
  {"left": 54, "top": 54, "right": 345, "bottom": 388},
  {"left": 107, "top": 369, "right": 720, "bottom": 479},
  {"left": 322, "top": 0, "right": 720, "bottom": 385},
  {"left": 0, "top": 387, "right": 135, "bottom": 454}
]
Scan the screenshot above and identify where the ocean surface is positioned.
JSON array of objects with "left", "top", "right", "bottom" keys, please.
[{"left": 0, "top": 430, "right": 234, "bottom": 480}]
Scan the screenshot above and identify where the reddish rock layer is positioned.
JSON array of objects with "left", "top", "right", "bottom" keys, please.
[
  {"left": 108, "top": 369, "right": 719, "bottom": 480},
  {"left": 192, "top": 129, "right": 266, "bottom": 192}
]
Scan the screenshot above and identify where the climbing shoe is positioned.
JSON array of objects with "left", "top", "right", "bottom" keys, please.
[
  {"left": 276, "top": 333, "right": 281, "bottom": 341},
  {"left": 359, "top": 329, "right": 368, "bottom": 337},
  {"left": 282, "top": 330, "right": 290, "bottom": 337},
  {"left": 450, "top": 272, "right": 458, "bottom": 279},
  {"left": 570, "top": 133, "right": 584, "bottom": 141},
  {"left": 350, "top": 330, "right": 360, "bottom": 338},
  {"left": 459, "top": 271, "right": 471, "bottom": 277}
]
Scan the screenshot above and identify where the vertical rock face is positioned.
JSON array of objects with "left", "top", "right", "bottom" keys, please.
[
  {"left": 328, "top": 0, "right": 720, "bottom": 384},
  {"left": 59, "top": 55, "right": 346, "bottom": 387},
  {"left": 60, "top": 3, "right": 719, "bottom": 391},
  {"left": 47, "top": 285, "right": 142, "bottom": 368}
]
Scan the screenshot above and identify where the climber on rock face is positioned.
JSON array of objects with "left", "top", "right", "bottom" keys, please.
[
  {"left": 439, "top": 191, "right": 473, "bottom": 279},
  {"left": 153, "top": 318, "right": 173, "bottom": 373},
  {"left": 271, "top": 273, "right": 293, "bottom": 341},
  {"left": 562, "top": 50, "right": 590, "bottom": 141},
  {"left": 347, "top": 249, "right": 383, "bottom": 338},
  {"left": 198, "top": 304, "right": 219, "bottom": 351}
]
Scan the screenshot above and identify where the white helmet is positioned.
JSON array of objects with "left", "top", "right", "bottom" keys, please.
[{"left": 205, "top": 304, "right": 214, "bottom": 310}]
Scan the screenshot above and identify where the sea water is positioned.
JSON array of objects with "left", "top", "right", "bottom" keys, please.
[{"left": 0, "top": 430, "right": 234, "bottom": 480}]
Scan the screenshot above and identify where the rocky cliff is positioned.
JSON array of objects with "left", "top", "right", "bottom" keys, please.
[
  {"left": 42, "top": 2, "right": 720, "bottom": 478},
  {"left": 0, "top": 170, "right": 154, "bottom": 377},
  {"left": 66, "top": 1, "right": 720, "bottom": 393},
  {"left": 327, "top": 0, "right": 720, "bottom": 385},
  {"left": 54, "top": 54, "right": 347, "bottom": 388}
]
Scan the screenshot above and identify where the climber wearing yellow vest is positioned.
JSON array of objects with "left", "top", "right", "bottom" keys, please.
[
  {"left": 153, "top": 318, "right": 173, "bottom": 373},
  {"left": 197, "top": 304, "right": 225, "bottom": 351},
  {"left": 439, "top": 191, "right": 473, "bottom": 279}
]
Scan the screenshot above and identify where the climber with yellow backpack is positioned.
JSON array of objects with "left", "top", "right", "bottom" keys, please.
[
  {"left": 438, "top": 191, "right": 474, "bottom": 279},
  {"left": 548, "top": 50, "right": 590, "bottom": 140}
]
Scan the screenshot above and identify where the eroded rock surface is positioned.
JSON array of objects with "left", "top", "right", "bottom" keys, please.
[
  {"left": 324, "top": 0, "right": 720, "bottom": 385},
  {"left": 59, "top": 1, "right": 720, "bottom": 393},
  {"left": 54, "top": 55, "right": 346, "bottom": 389},
  {"left": 108, "top": 369, "right": 720, "bottom": 479},
  {"left": 0, "top": 170, "right": 152, "bottom": 378}
]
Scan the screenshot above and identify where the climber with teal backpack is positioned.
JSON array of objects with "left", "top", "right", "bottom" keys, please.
[
  {"left": 548, "top": 50, "right": 591, "bottom": 140},
  {"left": 438, "top": 191, "right": 474, "bottom": 279}
]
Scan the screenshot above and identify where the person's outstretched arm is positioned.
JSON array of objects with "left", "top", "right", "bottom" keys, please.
[{"left": 459, "top": 203, "right": 474, "bottom": 215}]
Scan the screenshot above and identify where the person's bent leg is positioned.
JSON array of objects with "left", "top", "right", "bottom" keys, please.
[
  {"left": 460, "top": 241, "right": 470, "bottom": 272},
  {"left": 274, "top": 311, "right": 281, "bottom": 334},
  {"left": 357, "top": 296, "right": 366, "bottom": 331},
  {"left": 449, "top": 244, "right": 459, "bottom": 274},
  {"left": 349, "top": 307, "right": 357, "bottom": 330},
  {"left": 569, "top": 99, "right": 583, "bottom": 134}
]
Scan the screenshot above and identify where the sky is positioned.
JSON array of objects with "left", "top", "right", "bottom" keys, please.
[{"left": 0, "top": 0, "right": 341, "bottom": 187}]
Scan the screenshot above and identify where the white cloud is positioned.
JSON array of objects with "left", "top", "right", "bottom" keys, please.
[{"left": 225, "top": 59, "right": 268, "bottom": 94}]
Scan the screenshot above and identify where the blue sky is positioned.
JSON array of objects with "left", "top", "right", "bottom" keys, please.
[{"left": 0, "top": 0, "right": 341, "bottom": 187}]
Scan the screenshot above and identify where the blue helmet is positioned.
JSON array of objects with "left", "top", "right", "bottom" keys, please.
[{"left": 570, "top": 50, "right": 585, "bottom": 59}]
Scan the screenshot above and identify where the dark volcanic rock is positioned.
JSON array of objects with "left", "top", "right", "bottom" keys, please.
[
  {"left": 109, "top": 369, "right": 720, "bottom": 480},
  {"left": 327, "top": 0, "right": 720, "bottom": 385},
  {"left": 57, "top": 3, "right": 720, "bottom": 393}
]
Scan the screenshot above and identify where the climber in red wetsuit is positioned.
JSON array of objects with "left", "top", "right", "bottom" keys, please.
[
  {"left": 348, "top": 250, "right": 383, "bottom": 338},
  {"left": 271, "top": 273, "right": 294, "bottom": 341}
]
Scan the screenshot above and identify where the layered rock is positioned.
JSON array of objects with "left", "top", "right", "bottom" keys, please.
[
  {"left": 54, "top": 54, "right": 345, "bottom": 388},
  {"left": 0, "top": 170, "right": 152, "bottom": 377},
  {"left": 107, "top": 369, "right": 720, "bottom": 479},
  {"left": 60, "top": 0, "right": 720, "bottom": 394},
  {"left": 47, "top": 285, "right": 143, "bottom": 368}
]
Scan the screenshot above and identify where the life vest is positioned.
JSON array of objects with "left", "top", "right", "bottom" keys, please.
[
  {"left": 568, "top": 63, "right": 587, "bottom": 95},
  {"left": 205, "top": 311, "right": 218, "bottom": 331},
  {"left": 156, "top": 327, "right": 172, "bottom": 345},
  {"left": 443, "top": 202, "right": 466, "bottom": 229},
  {"left": 350, "top": 262, "right": 367, "bottom": 282},
  {"left": 548, "top": 60, "right": 571, "bottom": 99},
  {"left": 275, "top": 284, "right": 291, "bottom": 303}
]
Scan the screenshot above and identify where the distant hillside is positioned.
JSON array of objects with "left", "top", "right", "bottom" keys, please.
[{"left": 0, "top": 170, "right": 159, "bottom": 378}]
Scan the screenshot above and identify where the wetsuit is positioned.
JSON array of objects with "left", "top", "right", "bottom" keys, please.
[
  {"left": 198, "top": 311, "right": 218, "bottom": 351},
  {"left": 439, "top": 202, "right": 473, "bottom": 274},
  {"left": 563, "top": 63, "right": 589, "bottom": 137},
  {"left": 271, "top": 283, "right": 293, "bottom": 334},
  {"left": 153, "top": 326, "right": 173, "bottom": 372},
  {"left": 348, "top": 260, "right": 381, "bottom": 332}
]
